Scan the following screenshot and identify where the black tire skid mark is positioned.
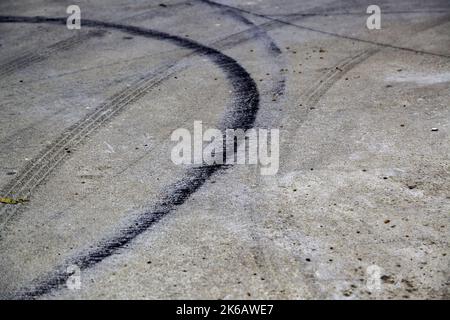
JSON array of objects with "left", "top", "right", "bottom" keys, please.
[
  {"left": 0, "top": 16, "right": 259, "bottom": 299},
  {"left": 199, "top": 0, "right": 287, "bottom": 121},
  {"left": 0, "top": 4, "right": 368, "bottom": 298},
  {"left": 0, "top": 0, "right": 291, "bottom": 183},
  {"left": 0, "top": 30, "right": 106, "bottom": 78},
  {"left": 0, "top": 38, "right": 261, "bottom": 214},
  {"left": 199, "top": 0, "right": 290, "bottom": 293},
  {"left": 0, "top": 2, "right": 288, "bottom": 212},
  {"left": 0, "top": 19, "right": 265, "bottom": 89},
  {"left": 6, "top": 0, "right": 440, "bottom": 298},
  {"left": 0, "top": 0, "right": 442, "bottom": 298},
  {"left": 0, "top": 0, "right": 347, "bottom": 89},
  {"left": 0, "top": 1, "right": 190, "bottom": 85},
  {"left": 0, "top": 6, "right": 294, "bottom": 226}
]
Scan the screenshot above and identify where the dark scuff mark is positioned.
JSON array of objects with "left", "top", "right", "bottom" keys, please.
[{"left": 0, "top": 15, "right": 259, "bottom": 299}]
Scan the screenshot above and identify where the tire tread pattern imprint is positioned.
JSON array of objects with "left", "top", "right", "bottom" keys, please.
[
  {"left": 305, "top": 48, "right": 378, "bottom": 105},
  {"left": 0, "top": 64, "right": 178, "bottom": 228},
  {"left": 250, "top": 48, "right": 379, "bottom": 299},
  {"left": 0, "top": 30, "right": 105, "bottom": 78},
  {"left": 199, "top": 0, "right": 291, "bottom": 296},
  {"left": 0, "top": 15, "right": 260, "bottom": 299}
]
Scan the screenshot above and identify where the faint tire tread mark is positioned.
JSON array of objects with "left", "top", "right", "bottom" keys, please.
[
  {"left": 199, "top": 0, "right": 283, "bottom": 55},
  {"left": 0, "top": 10, "right": 287, "bottom": 223},
  {"left": 0, "top": 8, "right": 370, "bottom": 298},
  {"left": 305, "top": 49, "right": 378, "bottom": 106},
  {"left": 271, "top": 49, "right": 380, "bottom": 299},
  {"left": 204, "top": 0, "right": 377, "bottom": 291},
  {"left": 0, "top": 64, "right": 179, "bottom": 225},
  {"left": 0, "top": 1, "right": 344, "bottom": 87},
  {"left": 194, "top": 0, "right": 363, "bottom": 55},
  {"left": 0, "top": 16, "right": 259, "bottom": 299},
  {"left": 199, "top": 0, "right": 289, "bottom": 295},
  {"left": 201, "top": 2, "right": 450, "bottom": 59},
  {"left": 0, "top": 31, "right": 101, "bottom": 76},
  {"left": 0, "top": 30, "right": 105, "bottom": 78}
]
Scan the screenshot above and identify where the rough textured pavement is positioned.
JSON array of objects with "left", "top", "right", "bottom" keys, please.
[{"left": 0, "top": 0, "right": 449, "bottom": 299}]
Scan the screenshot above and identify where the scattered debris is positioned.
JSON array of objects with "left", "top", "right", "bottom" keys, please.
[
  {"left": 380, "top": 275, "right": 395, "bottom": 284},
  {"left": 407, "top": 183, "right": 417, "bottom": 190},
  {"left": 342, "top": 289, "right": 352, "bottom": 297}
]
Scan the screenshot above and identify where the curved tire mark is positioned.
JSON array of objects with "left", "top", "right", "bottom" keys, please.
[
  {"left": 199, "top": 0, "right": 290, "bottom": 293},
  {"left": 0, "top": 63, "right": 179, "bottom": 227},
  {"left": 0, "top": 15, "right": 259, "bottom": 299},
  {"left": 0, "top": 2, "right": 301, "bottom": 230}
]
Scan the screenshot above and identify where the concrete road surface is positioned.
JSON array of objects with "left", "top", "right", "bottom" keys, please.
[{"left": 0, "top": 0, "right": 449, "bottom": 299}]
